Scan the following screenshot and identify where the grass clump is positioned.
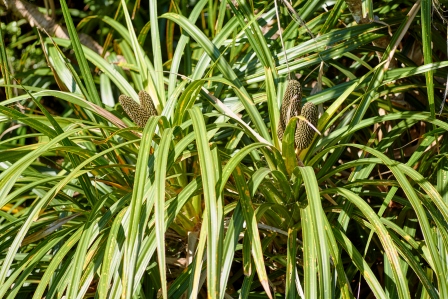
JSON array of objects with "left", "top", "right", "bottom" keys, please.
[{"left": 1, "top": 0, "right": 448, "bottom": 298}]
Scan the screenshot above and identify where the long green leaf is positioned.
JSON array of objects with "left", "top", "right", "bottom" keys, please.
[{"left": 189, "top": 106, "right": 219, "bottom": 298}]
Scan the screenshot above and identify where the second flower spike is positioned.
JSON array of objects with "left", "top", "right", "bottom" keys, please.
[
  {"left": 119, "top": 90, "right": 157, "bottom": 127},
  {"left": 277, "top": 79, "right": 318, "bottom": 150},
  {"left": 295, "top": 102, "right": 318, "bottom": 149}
]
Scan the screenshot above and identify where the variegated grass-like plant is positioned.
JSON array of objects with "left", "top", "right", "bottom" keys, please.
[{"left": 1, "top": 0, "right": 448, "bottom": 299}]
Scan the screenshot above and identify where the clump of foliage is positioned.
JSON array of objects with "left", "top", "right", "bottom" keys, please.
[{"left": 1, "top": 0, "right": 448, "bottom": 298}]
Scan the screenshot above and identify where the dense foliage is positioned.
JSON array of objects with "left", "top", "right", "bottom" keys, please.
[{"left": 1, "top": 0, "right": 448, "bottom": 298}]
